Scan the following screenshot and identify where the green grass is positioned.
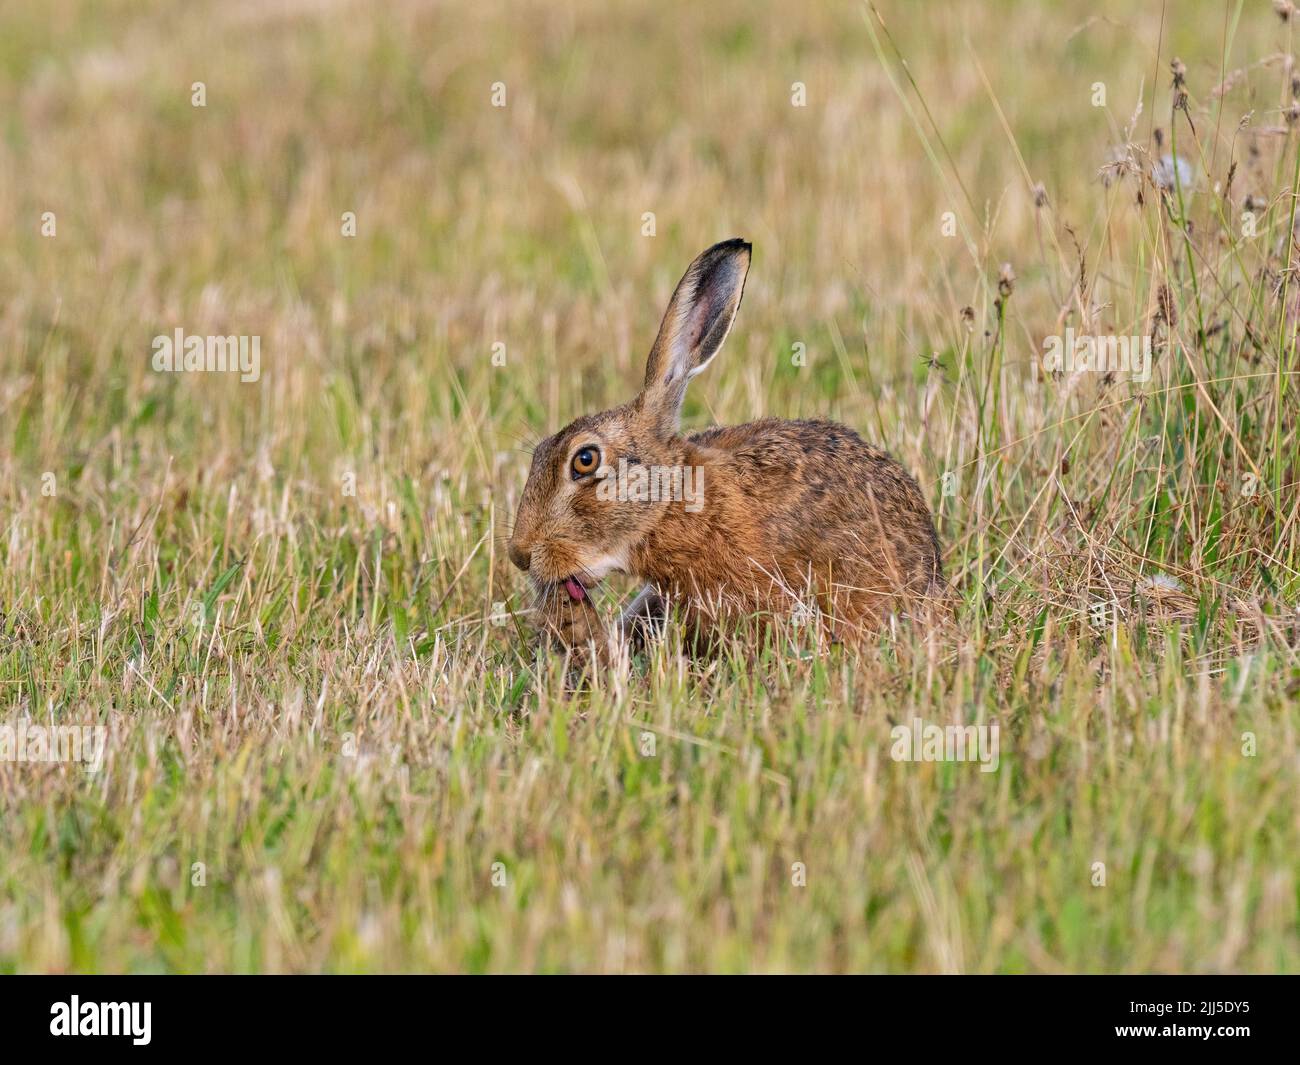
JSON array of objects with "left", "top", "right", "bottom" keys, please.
[{"left": 0, "top": 0, "right": 1297, "bottom": 972}]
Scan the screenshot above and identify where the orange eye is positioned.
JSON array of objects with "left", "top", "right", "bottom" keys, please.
[{"left": 571, "top": 446, "right": 600, "bottom": 479}]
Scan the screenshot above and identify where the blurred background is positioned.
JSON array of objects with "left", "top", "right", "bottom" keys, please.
[{"left": 6, "top": 1, "right": 1288, "bottom": 479}]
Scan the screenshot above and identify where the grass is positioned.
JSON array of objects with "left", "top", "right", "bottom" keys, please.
[{"left": 0, "top": 0, "right": 1297, "bottom": 972}]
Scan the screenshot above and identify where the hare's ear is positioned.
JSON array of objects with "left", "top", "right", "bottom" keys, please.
[{"left": 640, "top": 238, "right": 751, "bottom": 435}]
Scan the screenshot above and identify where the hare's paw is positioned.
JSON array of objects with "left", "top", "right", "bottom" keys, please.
[
  {"left": 617, "top": 585, "right": 666, "bottom": 652},
  {"left": 532, "top": 591, "right": 614, "bottom": 667}
]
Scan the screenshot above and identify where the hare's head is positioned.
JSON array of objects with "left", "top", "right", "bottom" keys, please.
[{"left": 507, "top": 238, "right": 751, "bottom": 601}]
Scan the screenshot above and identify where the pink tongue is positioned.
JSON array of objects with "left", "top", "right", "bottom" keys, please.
[{"left": 564, "top": 577, "right": 586, "bottom": 602}]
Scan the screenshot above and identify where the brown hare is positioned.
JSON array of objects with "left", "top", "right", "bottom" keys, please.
[{"left": 508, "top": 238, "right": 943, "bottom": 661}]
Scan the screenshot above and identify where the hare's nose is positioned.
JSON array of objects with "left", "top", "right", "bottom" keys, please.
[{"left": 507, "top": 540, "right": 531, "bottom": 573}]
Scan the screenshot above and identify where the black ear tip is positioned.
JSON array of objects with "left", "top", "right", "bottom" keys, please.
[
  {"left": 702, "top": 237, "right": 749, "bottom": 255},
  {"left": 699, "top": 238, "right": 750, "bottom": 272}
]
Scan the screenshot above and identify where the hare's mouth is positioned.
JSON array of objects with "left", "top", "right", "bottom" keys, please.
[{"left": 551, "top": 559, "right": 621, "bottom": 602}]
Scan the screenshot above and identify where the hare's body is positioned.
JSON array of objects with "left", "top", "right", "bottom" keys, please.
[
  {"left": 509, "top": 239, "right": 943, "bottom": 658},
  {"left": 629, "top": 418, "right": 940, "bottom": 644}
]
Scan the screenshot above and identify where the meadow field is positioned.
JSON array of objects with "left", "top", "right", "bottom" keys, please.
[{"left": 0, "top": 0, "right": 1297, "bottom": 972}]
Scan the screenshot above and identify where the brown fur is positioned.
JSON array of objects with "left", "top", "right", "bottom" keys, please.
[
  {"left": 508, "top": 239, "right": 943, "bottom": 656},
  {"left": 530, "top": 582, "right": 612, "bottom": 673}
]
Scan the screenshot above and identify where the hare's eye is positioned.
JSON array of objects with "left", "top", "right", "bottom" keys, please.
[{"left": 571, "top": 447, "right": 600, "bottom": 479}]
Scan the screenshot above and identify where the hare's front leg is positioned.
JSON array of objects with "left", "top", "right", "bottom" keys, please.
[
  {"left": 618, "top": 584, "right": 666, "bottom": 651},
  {"left": 533, "top": 585, "right": 613, "bottom": 673}
]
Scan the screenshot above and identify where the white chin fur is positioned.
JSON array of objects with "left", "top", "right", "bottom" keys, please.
[{"left": 581, "top": 550, "right": 628, "bottom": 581}]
